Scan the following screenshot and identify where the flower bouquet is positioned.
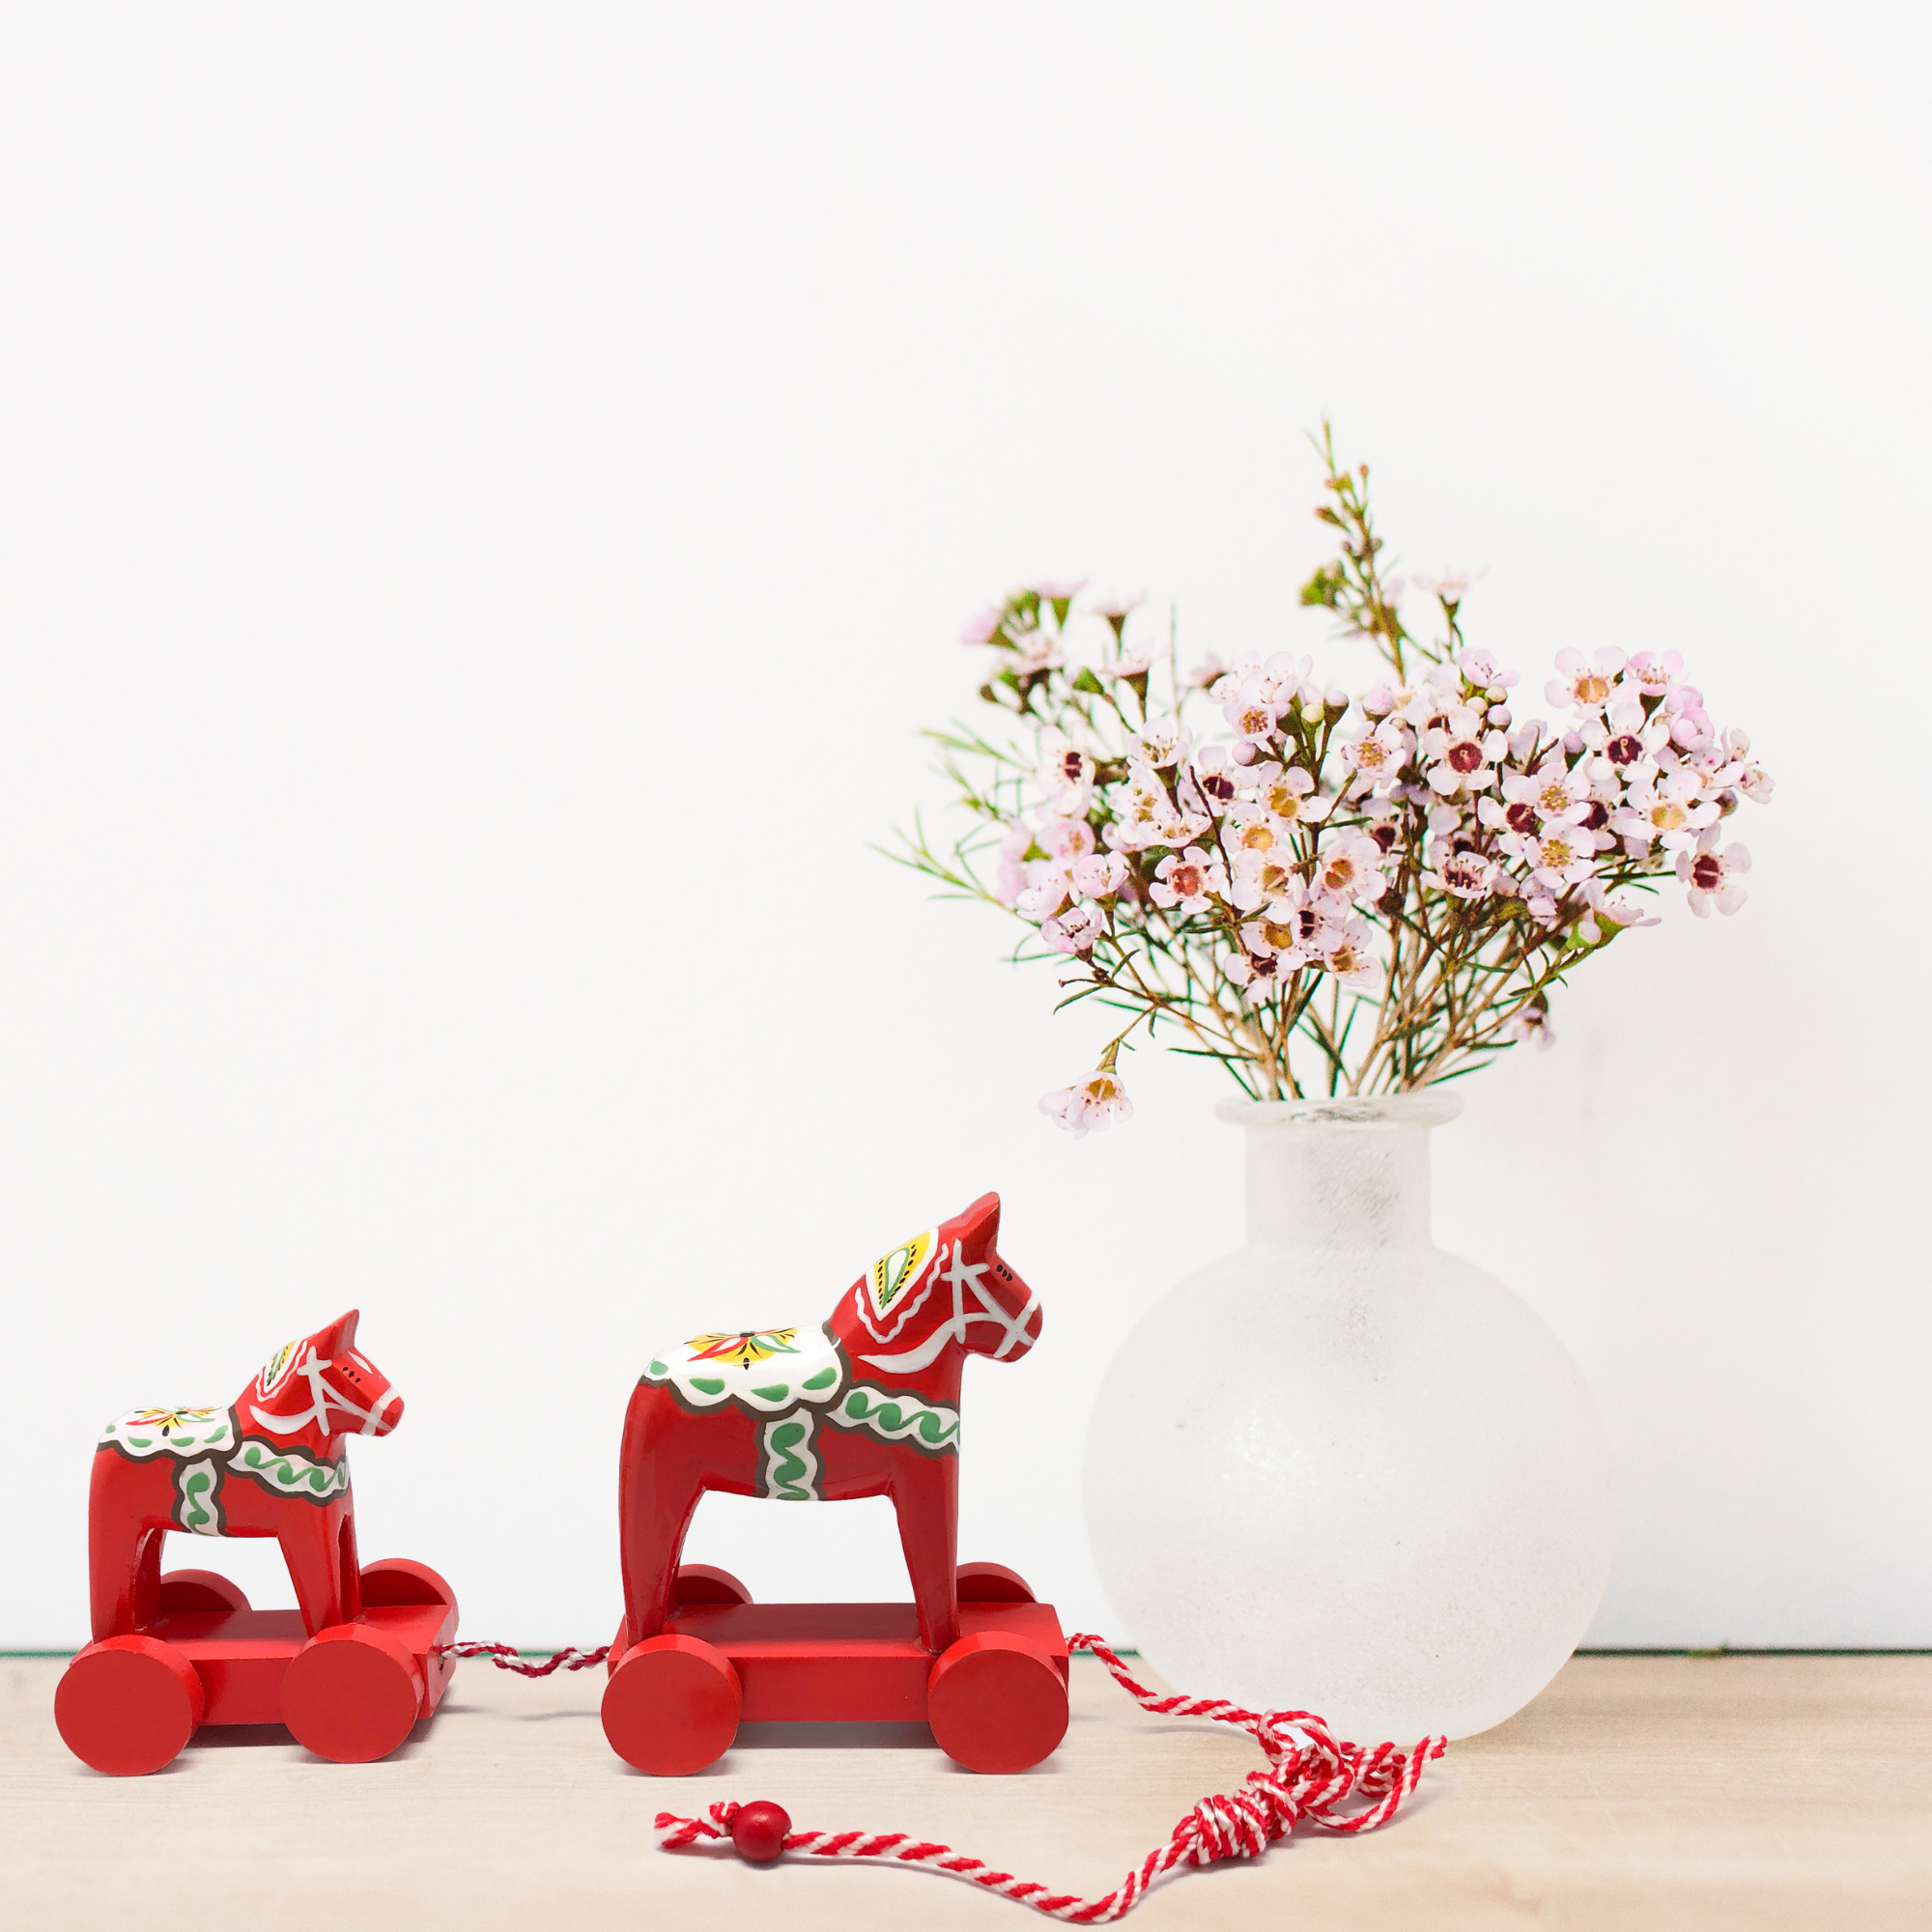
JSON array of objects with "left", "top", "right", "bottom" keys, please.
[
  {"left": 895, "top": 432, "right": 1776, "bottom": 1739},
  {"left": 895, "top": 429, "right": 1771, "bottom": 1135}
]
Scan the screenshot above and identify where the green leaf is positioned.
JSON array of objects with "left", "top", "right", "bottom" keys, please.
[{"left": 1299, "top": 562, "right": 1345, "bottom": 609}]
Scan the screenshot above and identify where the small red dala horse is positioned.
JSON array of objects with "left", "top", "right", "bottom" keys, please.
[
  {"left": 89, "top": 1309, "right": 404, "bottom": 1641},
  {"left": 618, "top": 1192, "right": 1040, "bottom": 1657}
]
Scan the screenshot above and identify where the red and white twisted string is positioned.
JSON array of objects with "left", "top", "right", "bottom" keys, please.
[
  {"left": 435, "top": 1639, "right": 611, "bottom": 1678},
  {"left": 654, "top": 1634, "right": 1446, "bottom": 1920}
]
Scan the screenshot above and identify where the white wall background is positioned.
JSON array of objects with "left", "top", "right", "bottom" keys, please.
[{"left": 1, "top": 3, "right": 1925, "bottom": 1651}]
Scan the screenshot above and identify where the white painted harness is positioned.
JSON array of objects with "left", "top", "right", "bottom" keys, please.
[
  {"left": 855, "top": 1241, "right": 1038, "bottom": 1375},
  {"left": 250, "top": 1348, "right": 401, "bottom": 1438}
]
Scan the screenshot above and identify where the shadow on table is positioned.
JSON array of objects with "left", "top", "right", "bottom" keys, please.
[
  {"left": 734, "top": 1719, "right": 935, "bottom": 1749},
  {"left": 183, "top": 1717, "right": 447, "bottom": 1762},
  {"left": 443, "top": 1700, "right": 602, "bottom": 1722}
]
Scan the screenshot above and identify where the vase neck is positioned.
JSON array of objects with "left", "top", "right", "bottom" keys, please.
[{"left": 1241, "top": 1120, "right": 1436, "bottom": 1250}]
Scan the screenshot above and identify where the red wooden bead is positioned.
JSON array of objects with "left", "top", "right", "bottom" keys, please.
[{"left": 730, "top": 1800, "right": 792, "bottom": 1862}]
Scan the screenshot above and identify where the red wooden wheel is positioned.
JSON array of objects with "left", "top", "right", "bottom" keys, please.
[
  {"left": 55, "top": 1635, "right": 205, "bottom": 1776},
  {"left": 281, "top": 1623, "right": 424, "bottom": 1764},
  {"left": 156, "top": 1569, "right": 252, "bottom": 1613},
  {"left": 602, "top": 1634, "right": 742, "bottom": 1776},
  {"left": 358, "top": 1556, "right": 458, "bottom": 1614},
  {"left": 927, "top": 1631, "right": 1068, "bottom": 1774},
  {"left": 955, "top": 1561, "right": 1036, "bottom": 1604},
  {"left": 674, "top": 1562, "right": 753, "bottom": 1606}
]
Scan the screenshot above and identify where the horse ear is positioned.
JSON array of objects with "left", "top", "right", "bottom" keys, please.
[
  {"left": 318, "top": 1308, "right": 360, "bottom": 1353},
  {"left": 957, "top": 1193, "right": 1001, "bottom": 1248}
]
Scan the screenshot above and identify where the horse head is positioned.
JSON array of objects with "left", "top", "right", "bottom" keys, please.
[
  {"left": 846, "top": 1192, "right": 1041, "bottom": 1377},
  {"left": 243, "top": 1309, "right": 405, "bottom": 1447}
]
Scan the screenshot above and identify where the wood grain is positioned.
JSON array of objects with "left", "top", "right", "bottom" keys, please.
[{"left": 3, "top": 1653, "right": 1927, "bottom": 1929}]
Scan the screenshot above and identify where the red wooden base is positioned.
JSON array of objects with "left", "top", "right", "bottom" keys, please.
[
  {"left": 602, "top": 1597, "right": 1069, "bottom": 1776},
  {"left": 55, "top": 1559, "right": 459, "bottom": 1776}
]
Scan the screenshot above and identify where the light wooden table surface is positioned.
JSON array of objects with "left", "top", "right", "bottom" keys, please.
[{"left": 4, "top": 1652, "right": 1927, "bottom": 1930}]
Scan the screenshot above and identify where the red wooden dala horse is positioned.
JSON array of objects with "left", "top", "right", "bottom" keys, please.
[
  {"left": 605, "top": 1192, "right": 1070, "bottom": 1776},
  {"left": 56, "top": 1310, "right": 459, "bottom": 1776}
]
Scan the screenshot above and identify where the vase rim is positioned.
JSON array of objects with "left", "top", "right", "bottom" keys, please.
[{"left": 1215, "top": 1092, "right": 1464, "bottom": 1129}]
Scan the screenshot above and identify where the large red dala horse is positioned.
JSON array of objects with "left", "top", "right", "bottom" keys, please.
[{"left": 617, "top": 1192, "right": 1041, "bottom": 1661}]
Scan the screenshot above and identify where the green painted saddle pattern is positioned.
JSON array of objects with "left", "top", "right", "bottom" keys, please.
[
  {"left": 174, "top": 1458, "right": 226, "bottom": 1535},
  {"left": 760, "top": 1415, "right": 822, "bottom": 1501},
  {"left": 825, "top": 1382, "right": 960, "bottom": 1454},
  {"left": 99, "top": 1404, "right": 351, "bottom": 1532},
  {"left": 230, "top": 1436, "right": 352, "bottom": 1502}
]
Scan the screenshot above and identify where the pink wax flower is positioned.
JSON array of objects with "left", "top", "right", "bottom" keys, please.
[
  {"left": 1678, "top": 828, "right": 1751, "bottom": 916},
  {"left": 1150, "top": 846, "right": 1228, "bottom": 915},
  {"left": 1039, "top": 1068, "right": 1132, "bottom": 1139},
  {"left": 1313, "top": 832, "right": 1388, "bottom": 906},
  {"left": 1546, "top": 646, "right": 1627, "bottom": 714},
  {"left": 1041, "top": 902, "right": 1108, "bottom": 956},
  {"left": 1071, "top": 851, "right": 1130, "bottom": 899},
  {"left": 894, "top": 429, "right": 1772, "bottom": 1122}
]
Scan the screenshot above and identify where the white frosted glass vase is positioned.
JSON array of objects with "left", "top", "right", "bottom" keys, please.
[{"left": 1083, "top": 1094, "right": 1612, "bottom": 1742}]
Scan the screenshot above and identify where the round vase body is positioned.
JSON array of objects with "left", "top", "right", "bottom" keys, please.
[{"left": 1083, "top": 1095, "right": 1612, "bottom": 1742}]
